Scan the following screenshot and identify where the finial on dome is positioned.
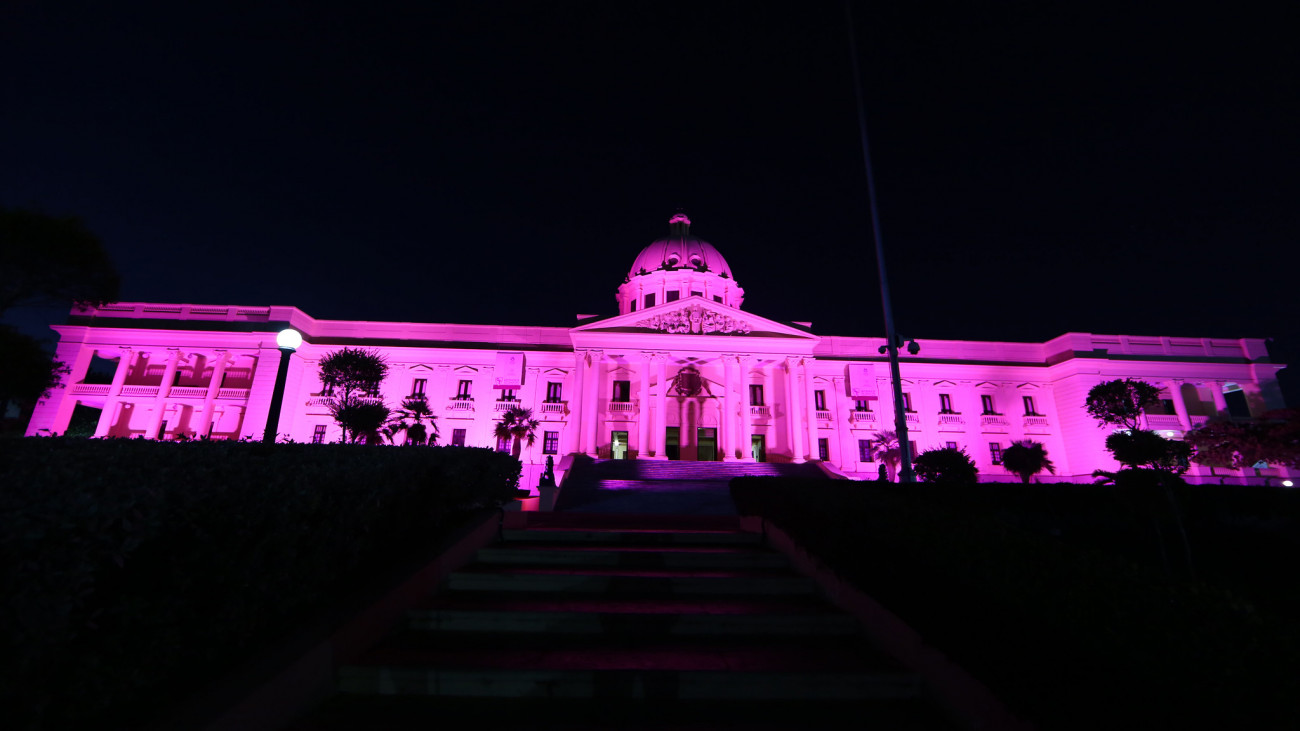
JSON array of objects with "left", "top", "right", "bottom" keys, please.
[{"left": 668, "top": 211, "right": 691, "bottom": 237}]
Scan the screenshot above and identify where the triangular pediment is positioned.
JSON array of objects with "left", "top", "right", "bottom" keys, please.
[{"left": 571, "top": 297, "right": 818, "bottom": 340}]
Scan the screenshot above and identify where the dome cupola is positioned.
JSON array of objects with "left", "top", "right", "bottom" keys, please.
[{"left": 617, "top": 213, "right": 745, "bottom": 315}]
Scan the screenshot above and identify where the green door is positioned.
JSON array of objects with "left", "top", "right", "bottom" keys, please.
[
  {"left": 611, "top": 431, "right": 628, "bottom": 460},
  {"left": 665, "top": 427, "right": 680, "bottom": 460},
  {"left": 697, "top": 427, "right": 717, "bottom": 462},
  {"left": 751, "top": 434, "right": 766, "bottom": 462}
]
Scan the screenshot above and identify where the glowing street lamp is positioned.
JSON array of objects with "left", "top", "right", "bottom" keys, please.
[{"left": 262, "top": 328, "right": 301, "bottom": 443}]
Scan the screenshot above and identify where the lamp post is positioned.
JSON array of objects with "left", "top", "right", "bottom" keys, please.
[{"left": 262, "top": 328, "right": 301, "bottom": 443}]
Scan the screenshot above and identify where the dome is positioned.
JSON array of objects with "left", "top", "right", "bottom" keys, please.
[
  {"left": 626, "top": 213, "right": 734, "bottom": 280},
  {"left": 616, "top": 213, "right": 745, "bottom": 315}
]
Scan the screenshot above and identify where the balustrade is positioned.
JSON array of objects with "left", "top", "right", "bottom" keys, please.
[
  {"left": 447, "top": 399, "right": 475, "bottom": 412},
  {"left": 540, "top": 401, "right": 567, "bottom": 414},
  {"left": 1189, "top": 415, "right": 1209, "bottom": 428},
  {"left": 937, "top": 413, "right": 965, "bottom": 431},
  {"left": 850, "top": 411, "right": 877, "bottom": 424},
  {"left": 70, "top": 384, "right": 110, "bottom": 396},
  {"left": 750, "top": 405, "right": 770, "bottom": 418},
  {"left": 1023, "top": 415, "right": 1051, "bottom": 432},
  {"left": 120, "top": 385, "right": 160, "bottom": 397},
  {"left": 168, "top": 386, "right": 209, "bottom": 398},
  {"left": 815, "top": 410, "right": 832, "bottom": 421},
  {"left": 904, "top": 412, "right": 920, "bottom": 426},
  {"left": 218, "top": 387, "right": 250, "bottom": 399},
  {"left": 608, "top": 401, "right": 637, "bottom": 414},
  {"left": 1143, "top": 414, "right": 1183, "bottom": 430},
  {"left": 980, "top": 414, "right": 1010, "bottom": 431}
]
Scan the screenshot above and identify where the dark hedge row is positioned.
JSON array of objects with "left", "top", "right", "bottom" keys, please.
[
  {"left": 1, "top": 438, "right": 521, "bottom": 730},
  {"left": 730, "top": 478, "right": 1300, "bottom": 729}
]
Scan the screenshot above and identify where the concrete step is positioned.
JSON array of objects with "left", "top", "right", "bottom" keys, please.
[
  {"left": 445, "top": 568, "right": 816, "bottom": 595},
  {"left": 408, "top": 608, "right": 862, "bottom": 636},
  {"left": 475, "top": 544, "right": 789, "bottom": 569},
  {"left": 500, "top": 528, "right": 761, "bottom": 545}
]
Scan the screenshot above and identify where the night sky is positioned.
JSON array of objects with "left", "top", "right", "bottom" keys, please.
[{"left": 4, "top": 1, "right": 1297, "bottom": 392}]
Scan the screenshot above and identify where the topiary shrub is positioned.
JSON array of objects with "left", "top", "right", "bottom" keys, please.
[{"left": 912, "top": 446, "right": 978, "bottom": 484}]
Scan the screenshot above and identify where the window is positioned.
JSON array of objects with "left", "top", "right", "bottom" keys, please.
[
  {"left": 546, "top": 382, "right": 563, "bottom": 402},
  {"left": 411, "top": 378, "right": 427, "bottom": 396},
  {"left": 496, "top": 434, "right": 510, "bottom": 452},
  {"left": 945, "top": 441, "right": 959, "bottom": 450},
  {"left": 666, "top": 291, "right": 680, "bottom": 302},
  {"left": 1023, "top": 395, "right": 1038, "bottom": 415},
  {"left": 630, "top": 300, "right": 636, "bottom": 312},
  {"left": 981, "top": 394, "right": 996, "bottom": 415},
  {"left": 939, "top": 393, "right": 955, "bottom": 414},
  {"left": 749, "top": 384, "right": 764, "bottom": 406},
  {"left": 312, "top": 425, "right": 327, "bottom": 444},
  {"left": 644, "top": 293, "right": 655, "bottom": 308},
  {"left": 498, "top": 388, "right": 517, "bottom": 401},
  {"left": 543, "top": 431, "right": 559, "bottom": 454},
  {"left": 451, "top": 428, "right": 466, "bottom": 447},
  {"left": 989, "top": 442, "right": 1003, "bottom": 465},
  {"left": 859, "top": 439, "right": 874, "bottom": 462},
  {"left": 612, "top": 380, "right": 631, "bottom": 402},
  {"left": 173, "top": 370, "right": 183, "bottom": 386},
  {"left": 713, "top": 295, "right": 723, "bottom": 303},
  {"left": 158, "top": 420, "right": 168, "bottom": 440},
  {"left": 690, "top": 291, "right": 702, "bottom": 298},
  {"left": 814, "top": 390, "right": 827, "bottom": 411},
  {"left": 854, "top": 399, "right": 871, "bottom": 412},
  {"left": 908, "top": 440, "right": 918, "bottom": 459},
  {"left": 818, "top": 438, "right": 829, "bottom": 461},
  {"left": 902, "top": 392, "right": 913, "bottom": 412},
  {"left": 456, "top": 380, "right": 473, "bottom": 399}
]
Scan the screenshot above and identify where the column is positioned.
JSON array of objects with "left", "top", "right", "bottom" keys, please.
[
  {"left": 653, "top": 353, "right": 668, "bottom": 459},
  {"left": 740, "top": 357, "right": 755, "bottom": 461},
  {"left": 583, "top": 349, "right": 601, "bottom": 456},
  {"left": 571, "top": 351, "right": 586, "bottom": 454},
  {"left": 804, "top": 358, "right": 819, "bottom": 460},
  {"left": 785, "top": 357, "right": 804, "bottom": 462},
  {"left": 197, "top": 350, "right": 231, "bottom": 439},
  {"left": 1210, "top": 382, "right": 1228, "bottom": 416},
  {"left": 145, "top": 349, "right": 182, "bottom": 439},
  {"left": 721, "top": 354, "right": 735, "bottom": 461},
  {"left": 638, "top": 352, "right": 651, "bottom": 459},
  {"left": 1167, "top": 380, "right": 1190, "bottom": 430},
  {"left": 94, "top": 347, "right": 134, "bottom": 437}
]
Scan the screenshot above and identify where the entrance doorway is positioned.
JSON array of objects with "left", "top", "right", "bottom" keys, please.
[
  {"left": 697, "top": 427, "right": 717, "bottom": 462},
  {"left": 611, "top": 430, "right": 628, "bottom": 460},
  {"left": 665, "top": 427, "right": 680, "bottom": 460},
  {"left": 751, "top": 434, "right": 766, "bottom": 462}
]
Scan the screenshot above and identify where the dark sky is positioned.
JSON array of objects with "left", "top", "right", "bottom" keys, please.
[{"left": 4, "top": 2, "right": 1297, "bottom": 366}]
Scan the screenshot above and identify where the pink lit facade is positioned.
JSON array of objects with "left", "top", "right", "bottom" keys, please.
[{"left": 26, "top": 215, "right": 1292, "bottom": 486}]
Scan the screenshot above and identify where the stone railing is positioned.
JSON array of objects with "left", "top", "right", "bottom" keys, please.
[
  {"left": 447, "top": 399, "right": 475, "bottom": 412},
  {"left": 608, "top": 401, "right": 637, "bottom": 414},
  {"left": 169, "top": 386, "right": 209, "bottom": 398},
  {"left": 540, "top": 401, "right": 567, "bottom": 415},
  {"left": 494, "top": 401, "right": 520, "bottom": 413},
  {"left": 815, "top": 410, "right": 832, "bottom": 421},
  {"left": 70, "top": 384, "right": 111, "bottom": 396},
  {"left": 218, "top": 387, "right": 250, "bottom": 399},
  {"left": 1144, "top": 414, "right": 1184, "bottom": 430},
  {"left": 980, "top": 414, "right": 1010, "bottom": 431},
  {"left": 904, "top": 412, "right": 920, "bottom": 426},
  {"left": 1189, "top": 415, "right": 1209, "bottom": 428},
  {"left": 1023, "top": 415, "right": 1051, "bottom": 432},
  {"left": 937, "top": 413, "right": 965, "bottom": 431},
  {"left": 306, "top": 396, "right": 334, "bottom": 407},
  {"left": 850, "top": 411, "right": 877, "bottom": 424},
  {"left": 120, "top": 385, "right": 160, "bottom": 397},
  {"left": 750, "top": 405, "right": 770, "bottom": 418}
]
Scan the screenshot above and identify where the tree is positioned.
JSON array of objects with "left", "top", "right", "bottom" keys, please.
[
  {"left": 870, "top": 430, "right": 903, "bottom": 482},
  {"left": 318, "top": 348, "right": 388, "bottom": 443},
  {"left": 1085, "top": 379, "right": 1162, "bottom": 432},
  {"left": 384, "top": 395, "right": 439, "bottom": 445},
  {"left": 1105, "top": 430, "right": 1190, "bottom": 474},
  {"left": 1186, "top": 410, "right": 1300, "bottom": 471},
  {"left": 1001, "top": 439, "right": 1056, "bottom": 484},
  {"left": 494, "top": 406, "right": 540, "bottom": 459},
  {"left": 0, "top": 206, "right": 120, "bottom": 316},
  {"left": 913, "top": 447, "right": 978, "bottom": 484},
  {"left": 0, "top": 325, "right": 70, "bottom": 430}
]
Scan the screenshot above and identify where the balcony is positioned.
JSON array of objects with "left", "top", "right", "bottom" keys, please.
[
  {"left": 169, "top": 386, "right": 209, "bottom": 398},
  {"left": 815, "top": 410, "right": 832, "bottom": 421},
  {"left": 306, "top": 396, "right": 334, "bottom": 407},
  {"left": 1143, "top": 414, "right": 1184, "bottom": 430},
  {"left": 980, "top": 414, "right": 1010, "bottom": 432},
  {"left": 750, "top": 405, "right": 770, "bottom": 418},
  {"left": 447, "top": 398, "right": 475, "bottom": 412},
  {"left": 1023, "top": 415, "right": 1051, "bottom": 433},
  {"left": 1189, "top": 415, "right": 1209, "bottom": 428},
  {"left": 120, "top": 385, "right": 160, "bottom": 397},
  {"left": 540, "top": 401, "right": 567, "bottom": 415},
  {"left": 70, "top": 384, "right": 111, "bottom": 396},
  {"left": 936, "top": 413, "right": 965, "bottom": 431},
  {"left": 850, "top": 411, "right": 877, "bottom": 424},
  {"left": 494, "top": 401, "right": 522, "bottom": 413},
  {"left": 904, "top": 412, "right": 920, "bottom": 427},
  {"left": 218, "top": 388, "right": 250, "bottom": 400},
  {"left": 608, "top": 401, "right": 637, "bottom": 415}
]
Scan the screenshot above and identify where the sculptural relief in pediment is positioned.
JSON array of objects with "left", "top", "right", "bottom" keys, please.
[{"left": 635, "top": 304, "right": 752, "bottom": 335}]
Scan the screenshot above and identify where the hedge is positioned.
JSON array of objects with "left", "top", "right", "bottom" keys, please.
[
  {"left": 730, "top": 477, "right": 1300, "bottom": 729},
  {"left": 1, "top": 438, "right": 520, "bottom": 730}
]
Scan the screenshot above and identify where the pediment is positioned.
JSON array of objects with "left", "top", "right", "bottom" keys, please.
[
  {"left": 453, "top": 365, "right": 479, "bottom": 374},
  {"left": 571, "top": 297, "right": 818, "bottom": 340}
]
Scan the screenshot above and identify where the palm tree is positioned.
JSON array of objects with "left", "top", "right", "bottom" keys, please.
[
  {"left": 871, "top": 430, "right": 903, "bottom": 482},
  {"left": 1001, "top": 439, "right": 1056, "bottom": 484},
  {"left": 494, "top": 406, "right": 540, "bottom": 459},
  {"left": 384, "top": 395, "right": 439, "bottom": 445}
]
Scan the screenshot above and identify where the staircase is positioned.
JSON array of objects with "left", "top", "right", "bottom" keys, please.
[
  {"left": 295, "top": 515, "right": 952, "bottom": 729},
  {"left": 554, "top": 459, "right": 831, "bottom": 514}
]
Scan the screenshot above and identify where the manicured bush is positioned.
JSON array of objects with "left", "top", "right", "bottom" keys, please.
[
  {"left": 1, "top": 438, "right": 520, "bottom": 730},
  {"left": 730, "top": 477, "right": 1300, "bottom": 729}
]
